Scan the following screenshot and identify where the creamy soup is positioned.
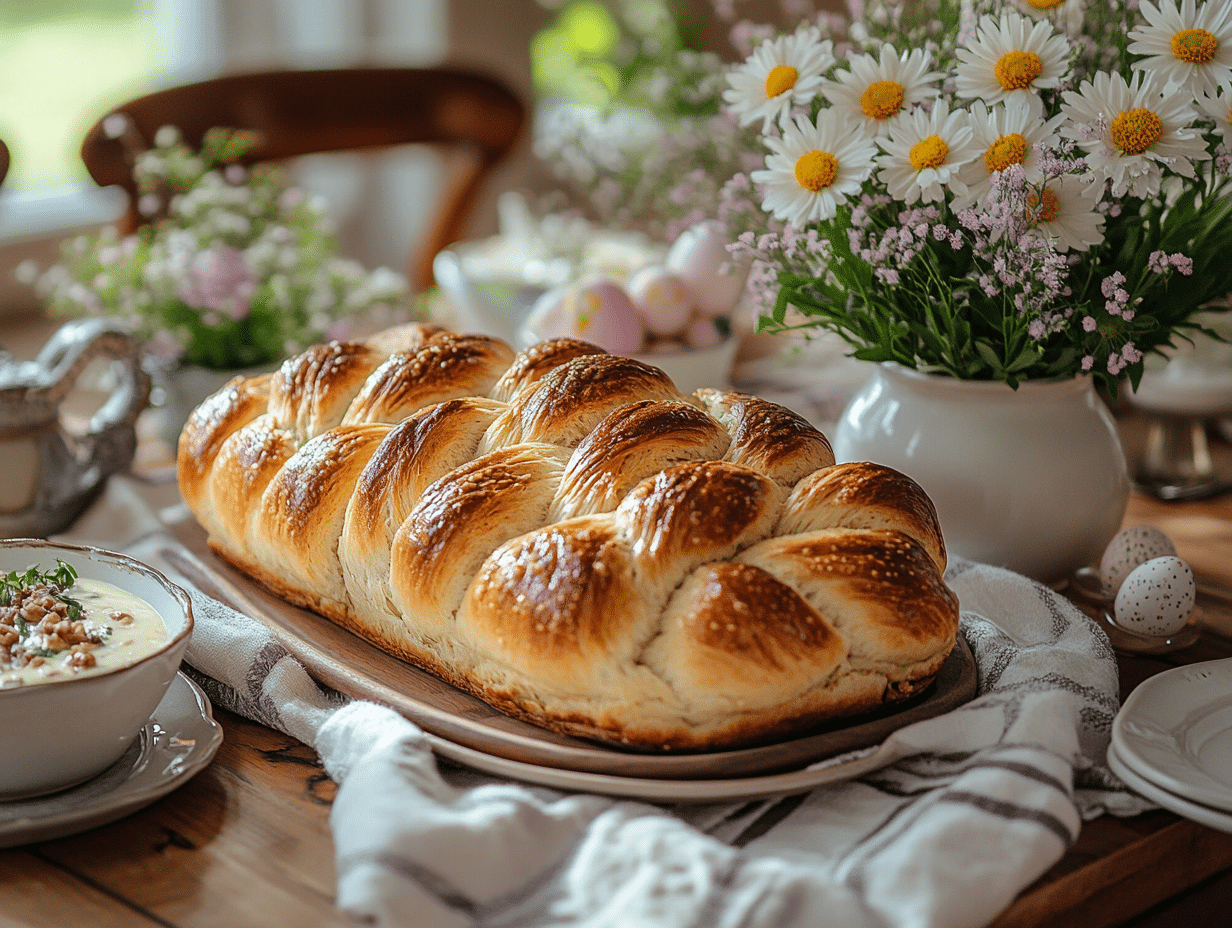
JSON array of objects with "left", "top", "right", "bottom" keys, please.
[{"left": 0, "top": 572, "right": 169, "bottom": 689}]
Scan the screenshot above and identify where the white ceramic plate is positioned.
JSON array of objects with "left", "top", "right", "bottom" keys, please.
[
  {"left": 425, "top": 731, "right": 913, "bottom": 803},
  {"left": 1107, "top": 742, "right": 1232, "bottom": 835},
  {"left": 0, "top": 673, "right": 223, "bottom": 848},
  {"left": 1111, "top": 658, "right": 1232, "bottom": 813}
]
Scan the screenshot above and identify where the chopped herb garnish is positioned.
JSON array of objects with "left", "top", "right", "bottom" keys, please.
[
  {"left": 1, "top": 560, "right": 78, "bottom": 603},
  {"left": 1, "top": 560, "right": 82, "bottom": 643}
]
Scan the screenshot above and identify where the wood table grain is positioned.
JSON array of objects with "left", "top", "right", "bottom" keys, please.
[{"left": 3, "top": 416, "right": 1232, "bottom": 927}]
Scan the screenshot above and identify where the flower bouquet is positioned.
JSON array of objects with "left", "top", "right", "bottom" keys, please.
[
  {"left": 720, "top": 0, "right": 1232, "bottom": 395},
  {"left": 32, "top": 126, "right": 411, "bottom": 371}
]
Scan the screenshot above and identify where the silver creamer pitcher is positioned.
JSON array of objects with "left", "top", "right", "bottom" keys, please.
[{"left": 0, "top": 318, "right": 151, "bottom": 537}]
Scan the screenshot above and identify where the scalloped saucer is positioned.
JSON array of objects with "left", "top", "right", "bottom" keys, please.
[{"left": 0, "top": 673, "right": 223, "bottom": 848}]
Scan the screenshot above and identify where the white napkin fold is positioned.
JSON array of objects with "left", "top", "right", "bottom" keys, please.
[{"left": 59, "top": 477, "right": 1150, "bottom": 928}]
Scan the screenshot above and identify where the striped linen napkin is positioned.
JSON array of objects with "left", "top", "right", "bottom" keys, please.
[{"left": 64, "top": 476, "right": 1149, "bottom": 928}]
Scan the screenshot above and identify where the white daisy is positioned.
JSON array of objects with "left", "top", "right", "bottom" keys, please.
[
  {"left": 1060, "top": 69, "right": 1209, "bottom": 198},
  {"left": 1010, "top": 0, "right": 1087, "bottom": 36},
  {"left": 1024, "top": 174, "right": 1106, "bottom": 252},
  {"left": 955, "top": 11, "right": 1072, "bottom": 108},
  {"left": 818, "top": 44, "right": 944, "bottom": 137},
  {"left": 751, "top": 111, "right": 879, "bottom": 227},
  {"left": 1196, "top": 80, "right": 1232, "bottom": 147},
  {"left": 1128, "top": 0, "right": 1232, "bottom": 99},
  {"left": 723, "top": 27, "right": 835, "bottom": 133},
  {"left": 875, "top": 99, "right": 982, "bottom": 205},
  {"left": 954, "top": 98, "right": 1067, "bottom": 209}
]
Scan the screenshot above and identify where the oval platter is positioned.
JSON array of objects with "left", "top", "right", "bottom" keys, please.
[{"left": 161, "top": 518, "right": 976, "bottom": 796}]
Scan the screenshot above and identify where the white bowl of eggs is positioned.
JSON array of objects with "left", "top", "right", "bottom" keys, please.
[
  {"left": 432, "top": 202, "right": 671, "bottom": 345},
  {"left": 519, "top": 222, "right": 749, "bottom": 394},
  {"left": 0, "top": 539, "right": 194, "bottom": 799}
]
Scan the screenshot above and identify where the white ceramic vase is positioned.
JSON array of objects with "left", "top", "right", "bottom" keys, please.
[{"left": 832, "top": 363, "right": 1131, "bottom": 584}]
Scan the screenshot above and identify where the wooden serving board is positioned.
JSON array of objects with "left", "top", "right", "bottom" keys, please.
[{"left": 163, "top": 517, "right": 977, "bottom": 782}]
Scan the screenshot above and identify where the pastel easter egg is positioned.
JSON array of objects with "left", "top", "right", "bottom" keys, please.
[
  {"left": 524, "top": 285, "right": 576, "bottom": 341},
  {"left": 627, "top": 265, "right": 694, "bottom": 336},
  {"left": 665, "top": 221, "right": 750, "bottom": 317},
  {"left": 571, "top": 278, "right": 644, "bottom": 353},
  {"left": 684, "top": 316, "right": 725, "bottom": 350},
  {"left": 526, "top": 278, "right": 644, "bottom": 354},
  {"left": 1099, "top": 524, "right": 1176, "bottom": 596},
  {"left": 1113, "top": 556, "right": 1196, "bottom": 637}
]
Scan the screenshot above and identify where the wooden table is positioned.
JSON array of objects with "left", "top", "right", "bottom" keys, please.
[{"left": 3, "top": 374, "right": 1232, "bottom": 926}]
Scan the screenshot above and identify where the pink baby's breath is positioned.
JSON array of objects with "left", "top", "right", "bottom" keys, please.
[{"left": 179, "top": 245, "right": 258, "bottom": 322}]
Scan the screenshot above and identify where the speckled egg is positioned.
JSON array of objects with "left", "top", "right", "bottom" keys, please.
[
  {"left": 665, "top": 221, "right": 750, "bottom": 317},
  {"left": 1099, "top": 524, "right": 1177, "bottom": 596},
  {"left": 524, "top": 278, "right": 644, "bottom": 354},
  {"left": 627, "top": 266, "right": 694, "bottom": 336},
  {"left": 1113, "top": 556, "right": 1196, "bottom": 637}
]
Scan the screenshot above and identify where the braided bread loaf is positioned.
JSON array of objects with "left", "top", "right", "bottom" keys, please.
[{"left": 177, "top": 323, "right": 958, "bottom": 752}]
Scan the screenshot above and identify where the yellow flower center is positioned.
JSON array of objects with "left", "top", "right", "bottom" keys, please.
[
  {"left": 1023, "top": 0, "right": 1066, "bottom": 8},
  {"left": 909, "top": 134, "right": 949, "bottom": 171},
  {"left": 1171, "top": 28, "right": 1218, "bottom": 64},
  {"left": 861, "top": 80, "right": 906, "bottom": 119},
  {"left": 1026, "top": 185, "right": 1061, "bottom": 223},
  {"left": 985, "top": 132, "right": 1029, "bottom": 172},
  {"left": 994, "top": 51, "right": 1044, "bottom": 90},
  {"left": 765, "top": 65, "right": 799, "bottom": 99},
  {"left": 795, "top": 150, "right": 840, "bottom": 191},
  {"left": 1111, "top": 107, "right": 1164, "bottom": 155}
]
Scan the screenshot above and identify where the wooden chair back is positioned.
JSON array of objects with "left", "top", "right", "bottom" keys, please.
[{"left": 79, "top": 67, "right": 525, "bottom": 292}]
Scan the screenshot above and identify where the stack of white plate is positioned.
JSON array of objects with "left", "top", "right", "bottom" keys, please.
[{"left": 1109, "top": 658, "right": 1232, "bottom": 833}]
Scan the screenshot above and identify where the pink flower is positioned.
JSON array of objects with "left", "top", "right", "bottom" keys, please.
[{"left": 179, "top": 245, "right": 258, "bottom": 321}]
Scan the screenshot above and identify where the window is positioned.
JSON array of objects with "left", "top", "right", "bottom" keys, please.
[{"left": 0, "top": 0, "right": 164, "bottom": 191}]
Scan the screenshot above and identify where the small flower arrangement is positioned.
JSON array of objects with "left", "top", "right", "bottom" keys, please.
[
  {"left": 719, "top": 0, "right": 1232, "bottom": 392},
  {"left": 33, "top": 126, "right": 410, "bottom": 370}
]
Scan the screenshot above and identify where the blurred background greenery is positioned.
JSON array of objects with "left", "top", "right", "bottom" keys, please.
[{"left": 531, "top": 0, "right": 711, "bottom": 112}]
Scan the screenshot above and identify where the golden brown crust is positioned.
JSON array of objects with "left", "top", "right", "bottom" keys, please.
[
  {"left": 360, "top": 321, "right": 447, "bottom": 355},
  {"left": 694, "top": 389, "right": 836, "bottom": 487},
  {"left": 481, "top": 353, "right": 690, "bottom": 451},
  {"left": 179, "top": 326, "right": 960, "bottom": 753},
  {"left": 487, "top": 337, "right": 608, "bottom": 403},
  {"left": 205, "top": 414, "right": 298, "bottom": 549},
  {"left": 778, "top": 461, "right": 948, "bottom": 573},
  {"left": 177, "top": 373, "right": 272, "bottom": 509},
  {"left": 617, "top": 461, "right": 782, "bottom": 570},
  {"left": 550, "top": 401, "right": 731, "bottom": 521},
  {"left": 251, "top": 424, "right": 390, "bottom": 604},
  {"left": 459, "top": 516, "right": 654, "bottom": 692},
  {"left": 739, "top": 528, "right": 958, "bottom": 672},
  {"left": 389, "top": 443, "right": 569, "bottom": 632},
  {"left": 345, "top": 397, "right": 505, "bottom": 545},
  {"left": 654, "top": 562, "right": 846, "bottom": 693},
  {"left": 268, "top": 341, "right": 384, "bottom": 439},
  {"left": 343, "top": 334, "right": 516, "bottom": 425}
]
